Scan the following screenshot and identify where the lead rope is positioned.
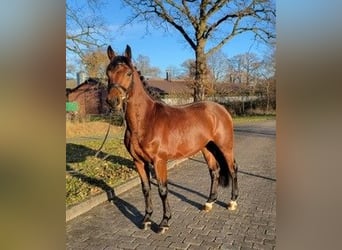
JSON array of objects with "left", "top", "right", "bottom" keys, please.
[
  {"left": 95, "top": 97, "right": 128, "bottom": 160},
  {"left": 95, "top": 113, "right": 113, "bottom": 159}
]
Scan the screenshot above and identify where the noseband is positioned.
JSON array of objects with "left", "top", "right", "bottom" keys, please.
[
  {"left": 108, "top": 76, "right": 134, "bottom": 100},
  {"left": 108, "top": 83, "right": 129, "bottom": 98}
]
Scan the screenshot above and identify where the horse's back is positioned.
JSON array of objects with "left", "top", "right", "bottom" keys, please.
[
  {"left": 154, "top": 100, "right": 233, "bottom": 139},
  {"left": 157, "top": 100, "right": 231, "bottom": 118},
  {"left": 153, "top": 101, "right": 232, "bottom": 128},
  {"left": 178, "top": 101, "right": 233, "bottom": 128}
]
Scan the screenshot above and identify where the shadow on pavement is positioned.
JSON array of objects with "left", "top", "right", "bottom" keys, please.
[
  {"left": 168, "top": 180, "right": 229, "bottom": 210},
  {"left": 238, "top": 169, "right": 276, "bottom": 182},
  {"left": 167, "top": 181, "right": 205, "bottom": 210},
  {"left": 110, "top": 197, "right": 146, "bottom": 229}
]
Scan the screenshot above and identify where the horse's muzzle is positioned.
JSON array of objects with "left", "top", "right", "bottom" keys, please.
[{"left": 106, "top": 96, "right": 122, "bottom": 112}]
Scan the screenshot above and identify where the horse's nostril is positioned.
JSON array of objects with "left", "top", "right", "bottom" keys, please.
[
  {"left": 106, "top": 98, "right": 115, "bottom": 107},
  {"left": 106, "top": 97, "right": 120, "bottom": 109}
]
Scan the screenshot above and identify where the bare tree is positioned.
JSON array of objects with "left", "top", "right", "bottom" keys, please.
[
  {"left": 260, "top": 45, "right": 276, "bottom": 80},
  {"left": 135, "top": 55, "right": 161, "bottom": 78},
  {"left": 226, "top": 55, "right": 244, "bottom": 84},
  {"left": 181, "top": 59, "right": 196, "bottom": 79},
  {"left": 122, "top": 0, "right": 275, "bottom": 101},
  {"left": 66, "top": 0, "right": 108, "bottom": 76},
  {"left": 258, "top": 46, "right": 276, "bottom": 112},
  {"left": 228, "top": 53, "right": 262, "bottom": 84},
  {"left": 242, "top": 53, "right": 262, "bottom": 85},
  {"left": 207, "top": 49, "right": 229, "bottom": 83}
]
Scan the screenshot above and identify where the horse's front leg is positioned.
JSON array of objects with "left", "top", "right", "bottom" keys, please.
[
  {"left": 135, "top": 160, "right": 153, "bottom": 229},
  {"left": 154, "top": 159, "right": 171, "bottom": 234}
]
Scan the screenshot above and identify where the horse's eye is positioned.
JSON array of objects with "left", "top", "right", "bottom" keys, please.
[{"left": 127, "top": 72, "right": 132, "bottom": 77}]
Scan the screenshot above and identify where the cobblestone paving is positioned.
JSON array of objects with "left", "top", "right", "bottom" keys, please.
[{"left": 66, "top": 120, "right": 276, "bottom": 249}]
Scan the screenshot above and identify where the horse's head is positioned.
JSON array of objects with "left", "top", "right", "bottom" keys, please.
[{"left": 105, "top": 45, "right": 133, "bottom": 111}]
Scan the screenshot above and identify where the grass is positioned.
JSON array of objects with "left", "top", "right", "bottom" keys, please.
[
  {"left": 66, "top": 121, "right": 137, "bottom": 208},
  {"left": 65, "top": 115, "right": 275, "bottom": 207},
  {"left": 232, "top": 114, "right": 276, "bottom": 124},
  {"left": 66, "top": 120, "right": 123, "bottom": 138}
]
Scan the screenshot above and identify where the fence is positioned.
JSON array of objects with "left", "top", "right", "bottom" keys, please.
[{"left": 162, "top": 94, "right": 275, "bottom": 116}]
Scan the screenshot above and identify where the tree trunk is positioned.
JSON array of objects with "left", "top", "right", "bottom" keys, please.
[
  {"left": 266, "top": 82, "right": 270, "bottom": 112},
  {"left": 194, "top": 45, "right": 208, "bottom": 102}
]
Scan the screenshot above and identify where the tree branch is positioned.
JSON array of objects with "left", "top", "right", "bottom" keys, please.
[
  {"left": 66, "top": 0, "right": 107, "bottom": 60},
  {"left": 125, "top": 0, "right": 197, "bottom": 50}
]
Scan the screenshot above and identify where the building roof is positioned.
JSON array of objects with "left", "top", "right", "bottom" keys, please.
[
  {"left": 66, "top": 79, "right": 77, "bottom": 89},
  {"left": 146, "top": 79, "right": 193, "bottom": 95},
  {"left": 66, "top": 78, "right": 104, "bottom": 93}
]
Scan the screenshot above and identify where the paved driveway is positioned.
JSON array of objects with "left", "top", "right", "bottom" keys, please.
[{"left": 66, "top": 120, "right": 276, "bottom": 249}]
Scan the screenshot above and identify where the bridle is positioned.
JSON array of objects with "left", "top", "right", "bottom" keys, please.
[
  {"left": 108, "top": 60, "right": 134, "bottom": 91},
  {"left": 107, "top": 62, "right": 135, "bottom": 115},
  {"left": 108, "top": 82, "right": 130, "bottom": 92},
  {"left": 108, "top": 83, "right": 129, "bottom": 103}
]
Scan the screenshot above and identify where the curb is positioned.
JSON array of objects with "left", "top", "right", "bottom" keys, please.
[{"left": 66, "top": 158, "right": 188, "bottom": 222}]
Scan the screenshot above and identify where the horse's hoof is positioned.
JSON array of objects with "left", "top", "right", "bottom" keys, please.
[
  {"left": 157, "top": 226, "right": 169, "bottom": 234},
  {"left": 228, "top": 200, "right": 238, "bottom": 211},
  {"left": 203, "top": 202, "right": 213, "bottom": 212},
  {"left": 141, "top": 221, "right": 151, "bottom": 230}
]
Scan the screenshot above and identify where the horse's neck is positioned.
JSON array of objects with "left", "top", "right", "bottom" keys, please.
[{"left": 125, "top": 72, "right": 154, "bottom": 132}]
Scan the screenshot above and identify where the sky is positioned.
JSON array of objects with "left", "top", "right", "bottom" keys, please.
[{"left": 68, "top": 0, "right": 272, "bottom": 76}]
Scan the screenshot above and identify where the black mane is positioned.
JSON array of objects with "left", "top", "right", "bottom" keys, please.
[{"left": 136, "top": 70, "right": 165, "bottom": 101}]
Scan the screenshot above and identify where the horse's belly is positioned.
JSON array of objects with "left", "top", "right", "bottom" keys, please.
[{"left": 165, "top": 134, "right": 208, "bottom": 160}]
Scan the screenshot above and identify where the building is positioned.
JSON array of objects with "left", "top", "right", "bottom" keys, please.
[{"left": 66, "top": 78, "right": 109, "bottom": 118}]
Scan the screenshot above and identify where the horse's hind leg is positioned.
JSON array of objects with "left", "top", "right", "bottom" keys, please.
[
  {"left": 202, "top": 148, "right": 219, "bottom": 212},
  {"left": 214, "top": 139, "right": 239, "bottom": 210},
  {"left": 225, "top": 154, "right": 239, "bottom": 211},
  {"left": 227, "top": 159, "right": 239, "bottom": 210}
]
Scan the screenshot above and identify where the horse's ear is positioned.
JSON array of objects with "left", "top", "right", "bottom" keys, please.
[
  {"left": 107, "top": 45, "right": 116, "bottom": 61},
  {"left": 125, "top": 45, "right": 132, "bottom": 61}
]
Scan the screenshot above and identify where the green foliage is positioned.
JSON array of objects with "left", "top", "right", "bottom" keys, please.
[
  {"left": 232, "top": 114, "right": 276, "bottom": 124},
  {"left": 66, "top": 139, "right": 136, "bottom": 207}
]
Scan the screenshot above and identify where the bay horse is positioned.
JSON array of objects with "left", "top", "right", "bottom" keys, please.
[{"left": 106, "top": 45, "right": 239, "bottom": 234}]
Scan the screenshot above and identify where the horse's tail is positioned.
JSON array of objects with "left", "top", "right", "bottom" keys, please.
[
  {"left": 218, "top": 160, "right": 230, "bottom": 187},
  {"left": 218, "top": 158, "right": 238, "bottom": 187},
  {"left": 207, "top": 141, "right": 231, "bottom": 187}
]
